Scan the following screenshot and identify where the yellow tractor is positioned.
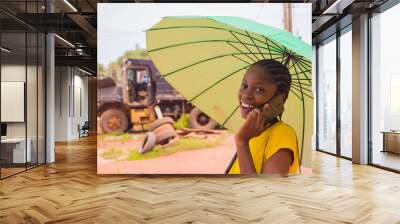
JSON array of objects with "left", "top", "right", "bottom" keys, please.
[{"left": 97, "top": 59, "right": 218, "bottom": 133}]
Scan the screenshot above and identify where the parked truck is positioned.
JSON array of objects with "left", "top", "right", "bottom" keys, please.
[{"left": 97, "top": 59, "right": 218, "bottom": 133}]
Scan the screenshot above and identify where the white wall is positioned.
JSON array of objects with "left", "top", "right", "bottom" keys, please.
[
  {"left": 1, "top": 65, "right": 38, "bottom": 138},
  {"left": 55, "top": 67, "right": 89, "bottom": 141},
  {"left": 1, "top": 63, "right": 46, "bottom": 164},
  {"left": 55, "top": 66, "right": 68, "bottom": 141},
  {"left": 1, "top": 65, "right": 26, "bottom": 141}
]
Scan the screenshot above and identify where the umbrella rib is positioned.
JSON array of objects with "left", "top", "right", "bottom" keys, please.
[
  {"left": 148, "top": 26, "right": 284, "bottom": 53},
  {"left": 227, "top": 42, "right": 257, "bottom": 63},
  {"left": 293, "top": 61, "right": 312, "bottom": 85},
  {"left": 290, "top": 84, "right": 313, "bottom": 98},
  {"left": 289, "top": 89, "right": 303, "bottom": 101},
  {"left": 228, "top": 41, "right": 282, "bottom": 62},
  {"left": 281, "top": 47, "right": 287, "bottom": 65},
  {"left": 281, "top": 47, "right": 295, "bottom": 65},
  {"left": 292, "top": 79, "right": 312, "bottom": 86},
  {"left": 269, "top": 55, "right": 286, "bottom": 64},
  {"left": 229, "top": 31, "right": 260, "bottom": 61},
  {"left": 163, "top": 52, "right": 271, "bottom": 77},
  {"left": 297, "top": 56, "right": 312, "bottom": 68},
  {"left": 288, "top": 86, "right": 307, "bottom": 100},
  {"left": 296, "top": 64, "right": 312, "bottom": 81},
  {"left": 262, "top": 35, "right": 285, "bottom": 54},
  {"left": 289, "top": 86, "right": 304, "bottom": 100},
  {"left": 291, "top": 69, "right": 311, "bottom": 77},
  {"left": 295, "top": 56, "right": 312, "bottom": 70},
  {"left": 289, "top": 63, "right": 311, "bottom": 80},
  {"left": 297, "top": 65, "right": 311, "bottom": 75},
  {"left": 292, "top": 78, "right": 311, "bottom": 80},
  {"left": 232, "top": 55, "right": 252, "bottom": 65},
  {"left": 292, "top": 62, "right": 305, "bottom": 101},
  {"left": 263, "top": 36, "right": 274, "bottom": 59},
  {"left": 291, "top": 81, "right": 313, "bottom": 91},
  {"left": 287, "top": 60, "right": 312, "bottom": 85},
  {"left": 292, "top": 59, "right": 307, "bottom": 168},
  {"left": 232, "top": 31, "right": 282, "bottom": 54},
  {"left": 222, "top": 104, "right": 240, "bottom": 126},
  {"left": 246, "top": 31, "right": 265, "bottom": 59},
  {"left": 148, "top": 39, "right": 282, "bottom": 56},
  {"left": 291, "top": 81, "right": 312, "bottom": 87},
  {"left": 286, "top": 57, "right": 298, "bottom": 71},
  {"left": 189, "top": 64, "right": 251, "bottom": 102}
]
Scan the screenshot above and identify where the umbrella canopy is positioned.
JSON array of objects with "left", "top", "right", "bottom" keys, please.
[{"left": 146, "top": 16, "right": 313, "bottom": 167}]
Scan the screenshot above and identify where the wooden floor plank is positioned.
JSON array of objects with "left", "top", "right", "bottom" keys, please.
[{"left": 0, "top": 136, "right": 399, "bottom": 223}]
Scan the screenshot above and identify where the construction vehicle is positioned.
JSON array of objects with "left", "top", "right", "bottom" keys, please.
[{"left": 97, "top": 59, "right": 218, "bottom": 133}]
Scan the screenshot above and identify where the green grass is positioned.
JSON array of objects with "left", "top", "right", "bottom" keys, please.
[
  {"left": 97, "top": 135, "right": 105, "bottom": 141},
  {"left": 120, "top": 133, "right": 133, "bottom": 142},
  {"left": 126, "top": 136, "right": 224, "bottom": 160},
  {"left": 174, "top": 113, "right": 190, "bottom": 130},
  {"left": 98, "top": 133, "right": 143, "bottom": 142},
  {"left": 101, "top": 148, "right": 125, "bottom": 159},
  {"left": 103, "top": 132, "right": 124, "bottom": 136},
  {"left": 97, "top": 132, "right": 125, "bottom": 142}
]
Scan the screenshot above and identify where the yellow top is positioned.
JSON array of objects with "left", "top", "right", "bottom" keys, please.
[{"left": 228, "top": 121, "right": 299, "bottom": 174}]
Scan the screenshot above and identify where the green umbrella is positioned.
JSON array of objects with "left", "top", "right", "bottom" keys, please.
[{"left": 146, "top": 16, "right": 313, "bottom": 167}]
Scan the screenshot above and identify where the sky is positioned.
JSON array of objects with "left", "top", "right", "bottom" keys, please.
[{"left": 97, "top": 3, "right": 311, "bottom": 67}]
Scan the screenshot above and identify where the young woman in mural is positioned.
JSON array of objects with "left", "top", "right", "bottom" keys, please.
[{"left": 227, "top": 59, "right": 300, "bottom": 175}]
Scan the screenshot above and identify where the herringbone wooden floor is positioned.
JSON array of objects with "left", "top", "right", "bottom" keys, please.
[{"left": 1, "top": 136, "right": 400, "bottom": 224}]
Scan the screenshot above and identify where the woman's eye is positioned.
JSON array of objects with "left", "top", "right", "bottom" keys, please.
[
  {"left": 241, "top": 83, "right": 248, "bottom": 89},
  {"left": 256, "top": 88, "right": 264, "bottom": 93}
]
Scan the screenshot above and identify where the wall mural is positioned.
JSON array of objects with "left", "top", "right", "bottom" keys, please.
[{"left": 97, "top": 3, "right": 313, "bottom": 175}]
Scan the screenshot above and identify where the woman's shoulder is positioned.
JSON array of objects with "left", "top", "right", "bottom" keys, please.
[
  {"left": 254, "top": 121, "right": 296, "bottom": 141},
  {"left": 269, "top": 121, "right": 297, "bottom": 137}
]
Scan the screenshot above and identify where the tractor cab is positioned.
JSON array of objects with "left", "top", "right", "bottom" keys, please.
[
  {"left": 122, "top": 59, "right": 159, "bottom": 131},
  {"left": 124, "top": 60, "right": 156, "bottom": 107},
  {"left": 126, "top": 67, "right": 152, "bottom": 105}
]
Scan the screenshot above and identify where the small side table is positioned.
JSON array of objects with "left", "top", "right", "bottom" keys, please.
[
  {"left": 1, "top": 138, "right": 32, "bottom": 164},
  {"left": 381, "top": 131, "right": 400, "bottom": 154}
]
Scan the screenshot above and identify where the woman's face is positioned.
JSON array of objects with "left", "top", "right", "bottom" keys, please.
[{"left": 238, "top": 66, "right": 277, "bottom": 119}]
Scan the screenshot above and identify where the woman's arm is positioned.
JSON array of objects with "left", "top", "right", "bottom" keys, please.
[
  {"left": 235, "top": 138, "right": 257, "bottom": 174},
  {"left": 235, "top": 109, "right": 266, "bottom": 174},
  {"left": 262, "top": 148, "right": 293, "bottom": 175}
]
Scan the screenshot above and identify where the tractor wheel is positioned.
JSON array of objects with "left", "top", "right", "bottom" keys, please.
[
  {"left": 188, "top": 108, "right": 218, "bottom": 130},
  {"left": 100, "top": 108, "right": 129, "bottom": 133}
]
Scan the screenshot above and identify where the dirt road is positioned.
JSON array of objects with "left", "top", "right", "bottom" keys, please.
[{"left": 97, "top": 134, "right": 236, "bottom": 174}]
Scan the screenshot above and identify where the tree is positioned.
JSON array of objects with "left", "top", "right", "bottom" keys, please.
[
  {"left": 117, "top": 49, "right": 150, "bottom": 66},
  {"left": 97, "top": 63, "right": 107, "bottom": 77},
  {"left": 107, "top": 48, "right": 150, "bottom": 80}
]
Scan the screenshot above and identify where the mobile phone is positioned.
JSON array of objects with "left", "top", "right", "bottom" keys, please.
[{"left": 256, "top": 94, "right": 285, "bottom": 124}]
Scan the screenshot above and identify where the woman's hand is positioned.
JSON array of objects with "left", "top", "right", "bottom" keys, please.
[
  {"left": 234, "top": 104, "right": 269, "bottom": 174},
  {"left": 235, "top": 104, "right": 269, "bottom": 143}
]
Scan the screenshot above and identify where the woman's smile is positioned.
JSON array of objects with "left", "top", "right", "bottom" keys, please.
[{"left": 240, "top": 101, "right": 259, "bottom": 117}]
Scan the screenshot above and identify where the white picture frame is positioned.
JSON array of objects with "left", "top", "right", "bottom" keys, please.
[{"left": 1, "top": 81, "right": 25, "bottom": 122}]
